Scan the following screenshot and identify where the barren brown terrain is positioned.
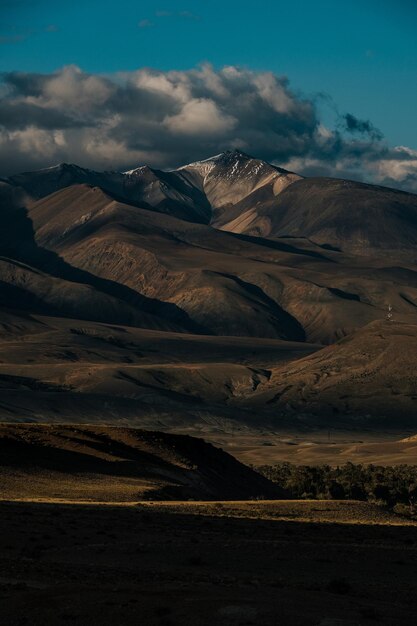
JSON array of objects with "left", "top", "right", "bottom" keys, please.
[
  {"left": 1, "top": 499, "right": 416, "bottom": 626},
  {"left": 214, "top": 430, "right": 417, "bottom": 467},
  {"left": 1, "top": 422, "right": 416, "bottom": 625},
  {"left": 1, "top": 154, "right": 417, "bottom": 446},
  {"left": 2, "top": 151, "right": 417, "bottom": 624},
  {"left": 0, "top": 309, "right": 319, "bottom": 434},
  {"left": 0, "top": 310, "right": 416, "bottom": 441},
  {"left": 2, "top": 151, "right": 417, "bottom": 440},
  {"left": 248, "top": 319, "right": 417, "bottom": 427},
  {"left": 1, "top": 428, "right": 416, "bottom": 625}
]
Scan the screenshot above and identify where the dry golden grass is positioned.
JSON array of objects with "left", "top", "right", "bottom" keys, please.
[{"left": 134, "top": 499, "right": 415, "bottom": 526}]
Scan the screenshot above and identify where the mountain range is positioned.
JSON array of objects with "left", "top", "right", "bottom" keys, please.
[{"left": 1, "top": 149, "right": 417, "bottom": 431}]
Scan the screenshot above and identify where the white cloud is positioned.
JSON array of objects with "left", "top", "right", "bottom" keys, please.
[
  {"left": 41, "top": 65, "right": 113, "bottom": 112},
  {"left": 0, "top": 63, "right": 416, "bottom": 193},
  {"left": 164, "top": 98, "right": 236, "bottom": 136},
  {"left": 366, "top": 146, "right": 417, "bottom": 191},
  {"left": 253, "top": 72, "right": 295, "bottom": 114}
]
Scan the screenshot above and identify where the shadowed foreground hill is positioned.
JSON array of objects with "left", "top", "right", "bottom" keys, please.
[{"left": 0, "top": 424, "right": 281, "bottom": 501}]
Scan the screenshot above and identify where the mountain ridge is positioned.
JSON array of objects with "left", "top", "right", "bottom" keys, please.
[
  {"left": 2, "top": 150, "right": 417, "bottom": 430},
  {"left": 5, "top": 149, "right": 417, "bottom": 256}
]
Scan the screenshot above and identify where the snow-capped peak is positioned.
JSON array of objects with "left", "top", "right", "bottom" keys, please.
[
  {"left": 176, "top": 150, "right": 255, "bottom": 181},
  {"left": 176, "top": 153, "right": 223, "bottom": 178},
  {"left": 123, "top": 165, "right": 149, "bottom": 176}
]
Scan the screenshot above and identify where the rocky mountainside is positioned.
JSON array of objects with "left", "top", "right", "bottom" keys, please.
[
  {"left": 2, "top": 182, "right": 413, "bottom": 344},
  {"left": 222, "top": 176, "right": 417, "bottom": 254},
  {"left": 1, "top": 151, "right": 417, "bottom": 429},
  {"left": 248, "top": 320, "right": 417, "bottom": 427},
  {"left": 6, "top": 149, "right": 417, "bottom": 257}
]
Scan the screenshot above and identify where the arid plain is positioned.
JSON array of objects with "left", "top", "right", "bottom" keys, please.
[{"left": 2, "top": 151, "right": 417, "bottom": 625}]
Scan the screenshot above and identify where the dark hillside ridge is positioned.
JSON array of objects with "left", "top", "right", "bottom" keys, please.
[{"left": 0, "top": 424, "right": 282, "bottom": 500}]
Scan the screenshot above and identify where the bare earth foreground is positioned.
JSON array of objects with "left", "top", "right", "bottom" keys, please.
[
  {"left": 1, "top": 425, "right": 417, "bottom": 625},
  {"left": 0, "top": 501, "right": 416, "bottom": 626}
]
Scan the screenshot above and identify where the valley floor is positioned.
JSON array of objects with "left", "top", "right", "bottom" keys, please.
[
  {"left": 0, "top": 500, "right": 416, "bottom": 626},
  {"left": 214, "top": 430, "right": 417, "bottom": 466}
]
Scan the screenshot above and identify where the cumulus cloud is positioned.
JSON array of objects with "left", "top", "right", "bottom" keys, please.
[
  {"left": 164, "top": 98, "right": 236, "bottom": 136},
  {"left": 0, "top": 63, "right": 416, "bottom": 192},
  {"left": 283, "top": 141, "right": 417, "bottom": 193}
]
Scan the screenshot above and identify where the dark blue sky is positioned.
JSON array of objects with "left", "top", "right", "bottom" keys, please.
[{"left": 1, "top": 0, "right": 416, "bottom": 148}]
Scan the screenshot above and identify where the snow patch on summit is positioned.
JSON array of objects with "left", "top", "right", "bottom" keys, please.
[
  {"left": 176, "top": 150, "right": 277, "bottom": 185},
  {"left": 123, "top": 166, "right": 149, "bottom": 176},
  {"left": 176, "top": 153, "right": 223, "bottom": 181}
]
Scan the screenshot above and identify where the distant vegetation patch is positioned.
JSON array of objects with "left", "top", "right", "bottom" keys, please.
[{"left": 256, "top": 462, "right": 417, "bottom": 519}]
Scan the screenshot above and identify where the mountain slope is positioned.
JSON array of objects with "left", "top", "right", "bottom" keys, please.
[
  {"left": 249, "top": 320, "right": 417, "bottom": 425},
  {"left": 0, "top": 183, "right": 207, "bottom": 332},
  {"left": 8, "top": 163, "right": 123, "bottom": 202},
  {"left": 8, "top": 162, "right": 211, "bottom": 224},
  {"left": 27, "top": 184, "right": 310, "bottom": 340},
  {"left": 7, "top": 151, "right": 417, "bottom": 258},
  {"left": 25, "top": 183, "right": 417, "bottom": 342},
  {"left": 219, "top": 177, "right": 417, "bottom": 255},
  {"left": 177, "top": 149, "right": 301, "bottom": 224},
  {"left": 0, "top": 256, "right": 178, "bottom": 328},
  {"left": 6, "top": 150, "right": 301, "bottom": 227},
  {"left": 2, "top": 151, "right": 417, "bottom": 432},
  {"left": 0, "top": 309, "right": 318, "bottom": 429},
  {"left": 27, "top": 183, "right": 417, "bottom": 344}
]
